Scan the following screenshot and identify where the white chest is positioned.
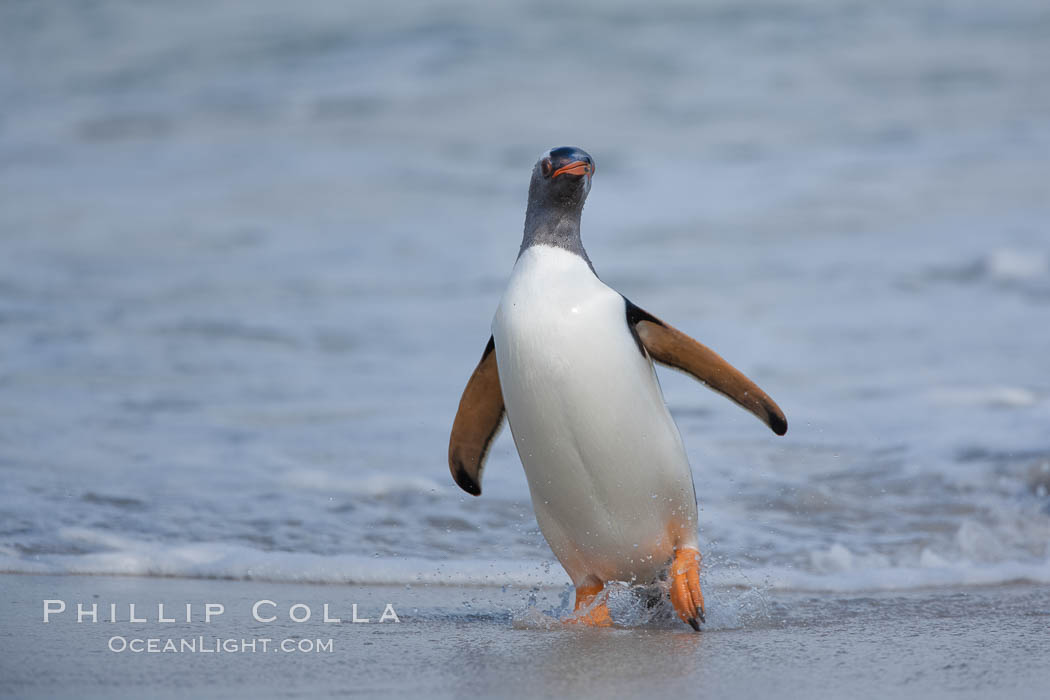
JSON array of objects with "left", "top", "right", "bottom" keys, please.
[{"left": 493, "top": 245, "right": 621, "bottom": 368}]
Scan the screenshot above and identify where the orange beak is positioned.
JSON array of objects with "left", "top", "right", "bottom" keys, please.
[{"left": 552, "top": 160, "right": 593, "bottom": 178}]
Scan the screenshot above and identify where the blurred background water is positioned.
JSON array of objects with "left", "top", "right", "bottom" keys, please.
[{"left": 0, "top": 0, "right": 1048, "bottom": 591}]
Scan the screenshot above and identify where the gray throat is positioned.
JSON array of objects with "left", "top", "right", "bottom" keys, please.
[{"left": 518, "top": 203, "right": 593, "bottom": 269}]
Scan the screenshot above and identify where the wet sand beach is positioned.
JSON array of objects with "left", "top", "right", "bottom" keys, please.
[{"left": 3, "top": 574, "right": 1049, "bottom": 699}]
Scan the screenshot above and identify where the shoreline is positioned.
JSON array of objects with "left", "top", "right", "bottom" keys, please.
[
  {"left": 4, "top": 555, "right": 1048, "bottom": 593},
  {"left": 4, "top": 566, "right": 1050, "bottom": 593}
]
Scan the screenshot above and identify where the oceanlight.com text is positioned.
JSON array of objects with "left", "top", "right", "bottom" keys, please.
[{"left": 107, "top": 636, "right": 335, "bottom": 653}]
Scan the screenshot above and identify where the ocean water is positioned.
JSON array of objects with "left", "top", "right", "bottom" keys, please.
[{"left": 1, "top": 1, "right": 1048, "bottom": 597}]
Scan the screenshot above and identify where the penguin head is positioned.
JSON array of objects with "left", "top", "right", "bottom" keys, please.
[{"left": 528, "top": 146, "right": 595, "bottom": 211}]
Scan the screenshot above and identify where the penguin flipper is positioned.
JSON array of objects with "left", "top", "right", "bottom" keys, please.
[
  {"left": 448, "top": 336, "right": 505, "bottom": 496},
  {"left": 624, "top": 299, "right": 788, "bottom": 436}
]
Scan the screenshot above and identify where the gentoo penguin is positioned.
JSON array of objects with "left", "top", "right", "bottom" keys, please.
[{"left": 448, "top": 146, "right": 787, "bottom": 629}]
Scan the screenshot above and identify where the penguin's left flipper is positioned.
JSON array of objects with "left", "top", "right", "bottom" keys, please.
[
  {"left": 448, "top": 336, "right": 505, "bottom": 496},
  {"left": 625, "top": 299, "right": 788, "bottom": 436}
]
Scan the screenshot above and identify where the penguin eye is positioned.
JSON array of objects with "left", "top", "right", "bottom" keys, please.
[{"left": 541, "top": 158, "right": 553, "bottom": 178}]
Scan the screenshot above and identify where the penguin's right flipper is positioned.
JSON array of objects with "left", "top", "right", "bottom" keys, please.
[
  {"left": 625, "top": 299, "right": 788, "bottom": 436},
  {"left": 448, "top": 336, "right": 505, "bottom": 496}
]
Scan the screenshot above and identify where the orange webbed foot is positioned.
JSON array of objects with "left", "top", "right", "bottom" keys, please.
[
  {"left": 566, "top": 578, "right": 613, "bottom": 627},
  {"left": 669, "top": 547, "right": 705, "bottom": 630}
]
